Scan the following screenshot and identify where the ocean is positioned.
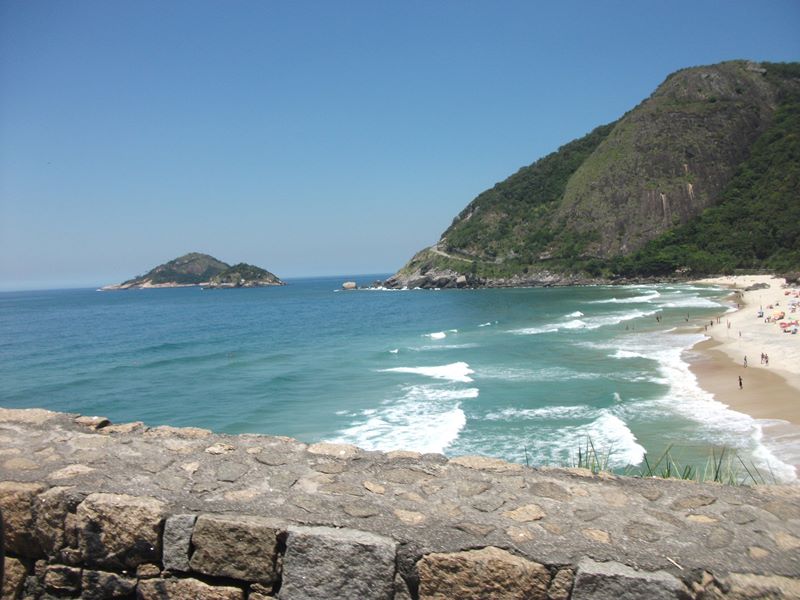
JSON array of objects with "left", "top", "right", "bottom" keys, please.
[{"left": 1, "top": 276, "right": 795, "bottom": 482}]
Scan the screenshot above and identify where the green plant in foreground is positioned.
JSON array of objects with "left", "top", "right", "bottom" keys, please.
[
  {"left": 573, "top": 438, "right": 613, "bottom": 475},
  {"left": 525, "top": 438, "right": 776, "bottom": 486},
  {"left": 633, "top": 444, "right": 774, "bottom": 485}
]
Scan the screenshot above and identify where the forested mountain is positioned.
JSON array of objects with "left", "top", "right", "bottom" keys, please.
[{"left": 386, "top": 61, "right": 800, "bottom": 288}]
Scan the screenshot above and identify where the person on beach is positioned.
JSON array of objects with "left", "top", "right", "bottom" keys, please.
[
  {"left": 739, "top": 375, "right": 743, "bottom": 390},
  {"left": 744, "top": 356, "right": 748, "bottom": 368}
]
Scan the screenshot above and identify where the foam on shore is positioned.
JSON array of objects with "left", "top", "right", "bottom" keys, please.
[{"left": 606, "top": 329, "right": 798, "bottom": 482}]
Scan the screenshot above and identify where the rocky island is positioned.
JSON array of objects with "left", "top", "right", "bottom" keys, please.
[
  {"left": 385, "top": 61, "right": 800, "bottom": 289},
  {"left": 101, "top": 253, "right": 285, "bottom": 290}
]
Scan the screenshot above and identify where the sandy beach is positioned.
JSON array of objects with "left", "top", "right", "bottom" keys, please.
[{"left": 689, "top": 275, "right": 800, "bottom": 476}]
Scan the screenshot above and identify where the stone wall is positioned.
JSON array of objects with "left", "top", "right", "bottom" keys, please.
[{"left": 1, "top": 407, "right": 799, "bottom": 599}]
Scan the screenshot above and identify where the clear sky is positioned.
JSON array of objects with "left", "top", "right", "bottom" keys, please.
[{"left": 1, "top": 1, "right": 798, "bottom": 290}]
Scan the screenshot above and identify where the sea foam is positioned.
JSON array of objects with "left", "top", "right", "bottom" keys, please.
[
  {"left": 600, "top": 331, "right": 797, "bottom": 482},
  {"left": 328, "top": 384, "right": 475, "bottom": 454},
  {"left": 380, "top": 361, "right": 475, "bottom": 383},
  {"left": 477, "top": 407, "right": 645, "bottom": 468},
  {"left": 510, "top": 308, "right": 657, "bottom": 335},
  {"left": 591, "top": 290, "right": 661, "bottom": 304}
]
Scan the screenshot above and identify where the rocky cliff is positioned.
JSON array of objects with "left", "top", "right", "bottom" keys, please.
[
  {"left": 2, "top": 407, "right": 799, "bottom": 599},
  {"left": 386, "top": 61, "right": 800, "bottom": 289}
]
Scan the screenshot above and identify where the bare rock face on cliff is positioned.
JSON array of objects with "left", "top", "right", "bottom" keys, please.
[{"left": 387, "top": 60, "right": 800, "bottom": 288}]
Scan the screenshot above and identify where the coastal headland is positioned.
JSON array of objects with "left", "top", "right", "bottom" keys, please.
[
  {"left": 2, "top": 407, "right": 799, "bottom": 599},
  {"left": 688, "top": 275, "right": 800, "bottom": 475}
]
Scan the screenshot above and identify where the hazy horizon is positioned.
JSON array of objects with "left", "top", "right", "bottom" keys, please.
[{"left": 2, "top": 1, "right": 799, "bottom": 291}]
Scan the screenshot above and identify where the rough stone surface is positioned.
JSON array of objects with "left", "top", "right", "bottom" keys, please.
[
  {"left": 307, "top": 442, "right": 359, "bottom": 459},
  {"left": 75, "top": 415, "right": 111, "bottom": 429},
  {"left": 137, "top": 577, "right": 245, "bottom": 600},
  {"left": 417, "top": 546, "right": 550, "bottom": 600},
  {"left": 43, "top": 564, "right": 82, "bottom": 594},
  {"left": 3, "top": 557, "right": 28, "bottom": 599},
  {"left": 137, "top": 563, "right": 162, "bottom": 578},
  {"left": 189, "top": 514, "right": 280, "bottom": 583},
  {"left": 572, "top": 558, "right": 690, "bottom": 600},
  {"left": 75, "top": 492, "right": 166, "bottom": 569},
  {"left": 449, "top": 455, "right": 524, "bottom": 472},
  {"left": 279, "top": 525, "right": 396, "bottom": 600},
  {"left": 34, "top": 485, "right": 84, "bottom": 558},
  {"left": 1, "top": 407, "right": 799, "bottom": 598},
  {"left": 548, "top": 568, "right": 574, "bottom": 600},
  {"left": 503, "top": 503, "right": 546, "bottom": 522},
  {"left": 81, "top": 569, "right": 137, "bottom": 599},
  {"left": 162, "top": 514, "right": 196, "bottom": 572},
  {"left": 710, "top": 572, "right": 800, "bottom": 599},
  {"left": 0, "top": 481, "right": 46, "bottom": 556}
]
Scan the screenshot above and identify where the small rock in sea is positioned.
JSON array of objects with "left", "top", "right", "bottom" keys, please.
[{"left": 342, "top": 281, "right": 357, "bottom": 290}]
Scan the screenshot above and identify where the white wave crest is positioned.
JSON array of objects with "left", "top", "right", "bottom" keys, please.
[
  {"left": 477, "top": 366, "right": 600, "bottom": 382},
  {"left": 511, "top": 309, "right": 656, "bottom": 335},
  {"left": 380, "top": 361, "right": 475, "bottom": 383},
  {"left": 411, "top": 343, "right": 480, "bottom": 352},
  {"left": 657, "top": 295, "right": 723, "bottom": 309},
  {"left": 592, "top": 291, "right": 661, "bottom": 304},
  {"left": 488, "top": 409, "right": 645, "bottom": 468},
  {"left": 328, "top": 384, "right": 473, "bottom": 454},
  {"left": 510, "top": 326, "right": 560, "bottom": 335},
  {"left": 566, "top": 311, "right": 585, "bottom": 318},
  {"left": 427, "top": 331, "right": 447, "bottom": 340},
  {"left": 612, "top": 349, "right": 648, "bottom": 359},
  {"left": 562, "top": 319, "right": 588, "bottom": 329},
  {"left": 484, "top": 405, "right": 597, "bottom": 421}
]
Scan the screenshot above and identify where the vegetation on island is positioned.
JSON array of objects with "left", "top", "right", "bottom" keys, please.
[
  {"left": 112, "top": 253, "right": 284, "bottom": 289},
  {"left": 121, "top": 253, "right": 229, "bottom": 286},
  {"left": 207, "top": 263, "right": 284, "bottom": 287},
  {"left": 391, "top": 61, "right": 800, "bottom": 285}
]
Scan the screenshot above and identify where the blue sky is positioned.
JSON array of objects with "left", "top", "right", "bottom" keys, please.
[{"left": 1, "top": 1, "right": 798, "bottom": 290}]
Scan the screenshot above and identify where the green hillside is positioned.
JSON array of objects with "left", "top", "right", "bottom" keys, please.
[
  {"left": 122, "top": 253, "right": 229, "bottom": 286},
  {"left": 614, "top": 94, "right": 800, "bottom": 277},
  {"left": 388, "top": 61, "right": 800, "bottom": 287},
  {"left": 109, "top": 253, "right": 284, "bottom": 289},
  {"left": 208, "top": 263, "right": 284, "bottom": 287}
]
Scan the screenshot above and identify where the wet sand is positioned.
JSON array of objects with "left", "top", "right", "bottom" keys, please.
[
  {"left": 687, "top": 275, "right": 800, "bottom": 476},
  {"left": 689, "top": 338, "right": 800, "bottom": 425}
]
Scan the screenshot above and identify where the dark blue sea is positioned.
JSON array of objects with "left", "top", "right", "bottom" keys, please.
[{"left": 1, "top": 276, "right": 795, "bottom": 481}]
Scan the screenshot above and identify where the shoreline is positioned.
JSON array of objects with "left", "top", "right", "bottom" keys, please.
[{"left": 687, "top": 275, "right": 800, "bottom": 477}]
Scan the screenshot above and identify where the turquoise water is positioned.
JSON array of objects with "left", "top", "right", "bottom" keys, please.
[{"left": 1, "top": 277, "right": 795, "bottom": 481}]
